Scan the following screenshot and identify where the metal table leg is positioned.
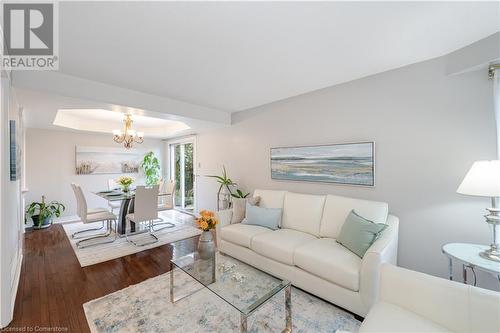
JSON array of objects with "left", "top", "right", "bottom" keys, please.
[
  {"left": 117, "top": 197, "right": 136, "bottom": 235},
  {"left": 170, "top": 268, "right": 174, "bottom": 303},
  {"left": 284, "top": 285, "right": 292, "bottom": 333},
  {"left": 240, "top": 314, "right": 247, "bottom": 333},
  {"left": 447, "top": 257, "right": 453, "bottom": 280}
]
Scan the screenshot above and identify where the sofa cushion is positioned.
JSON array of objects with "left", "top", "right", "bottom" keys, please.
[
  {"left": 253, "top": 189, "right": 287, "bottom": 209},
  {"left": 220, "top": 224, "right": 273, "bottom": 248},
  {"left": 359, "top": 302, "right": 451, "bottom": 333},
  {"left": 251, "top": 229, "right": 317, "bottom": 265},
  {"left": 320, "top": 194, "right": 388, "bottom": 239},
  {"left": 282, "top": 192, "right": 326, "bottom": 236},
  {"left": 294, "top": 238, "right": 361, "bottom": 291}
]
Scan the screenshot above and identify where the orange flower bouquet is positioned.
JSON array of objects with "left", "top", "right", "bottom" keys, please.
[{"left": 196, "top": 210, "right": 219, "bottom": 231}]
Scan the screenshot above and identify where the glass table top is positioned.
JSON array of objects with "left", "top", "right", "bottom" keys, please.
[
  {"left": 171, "top": 252, "right": 290, "bottom": 315},
  {"left": 93, "top": 190, "right": 170, "bottom": 202},
  {"left": 442, "top": 243, "right": 500, "bottom": 274}
]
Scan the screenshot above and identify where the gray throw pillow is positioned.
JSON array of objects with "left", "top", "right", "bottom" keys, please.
[
  {"left": 231, "top": 196, "right": 260, "bottom": 224},
  {"left": 337, "top": 210, "right": 387, "bottom": 258},
  {"left": 241, "top": 203, "right": 281, "bottom": 230}
]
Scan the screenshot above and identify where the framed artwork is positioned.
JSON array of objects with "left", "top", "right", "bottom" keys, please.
[
  {"left": 75, "top": 146, "right": 141, "bottom": 175},
  {"left": 270, "top": 142, "right": 375, "bottom": 186},
  {"left": 9, "top": 120, "right": 20, "bottom": 181}
]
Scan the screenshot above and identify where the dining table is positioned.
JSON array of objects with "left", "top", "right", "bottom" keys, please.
[{"left": 93, "top": 189, "right": 170, "bottom": 235}]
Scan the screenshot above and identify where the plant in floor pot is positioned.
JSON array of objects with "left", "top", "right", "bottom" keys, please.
[
  {"left": 141, "top": 151, "right": 161, "bottom": 186},
  {"left": 25, "top": 195, "right": 65, "bottom": 229},
  {"left": 195, "top": 210, "right": 218, "bottom": 259},
  {"left": 208, "top": 166, "right": 236, "bottom": 210},
  {"left": 117, "top": 175, "right": 134, "bottom": 192}
]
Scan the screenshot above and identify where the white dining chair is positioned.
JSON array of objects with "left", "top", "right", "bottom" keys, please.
[
  {"left": 70, "top": 183, "right": 110, "bottom": 239},
  {"left": 107, "top": 179, "right": 121, "bottom": 213},
  {"left": 73, "top": 184, "right": 117, "bottom": 248},
  {"left": 158, "top": 179, "right": 175, "bottom": 211},
  {"left": 153, "top": 179, "right": 176, "bottom": 231},
  {"left": 125, "top": 185, "right": 160, "bottom": 246}
]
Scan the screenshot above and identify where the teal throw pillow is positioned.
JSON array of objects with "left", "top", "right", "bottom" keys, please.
[
  {"left": 241, "top": 203, "right": 281, "bottom": 230},
  {"left": 337, "top": 210, "right": 387, "bottom": 258}
]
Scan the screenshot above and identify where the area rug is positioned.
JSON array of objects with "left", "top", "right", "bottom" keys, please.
[
  {"left": 83, "top": 260, "right": 361, "bottom": 333},
  {"left": 63, "top": 217, "right": 201, "bottom": 267}
]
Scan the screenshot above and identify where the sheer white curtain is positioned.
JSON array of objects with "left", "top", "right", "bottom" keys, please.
[{"left": 495, "top": 68, "right": 500, "bottom": 157}]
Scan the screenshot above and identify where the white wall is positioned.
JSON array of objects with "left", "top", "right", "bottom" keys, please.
[
  {"left": 196, "top": 55, "right": 499, "bottom": 289},
  {"left": 25, "top": 128, "right": 164, "bottom": 217},
  {"left": 0, "top": 73, "right": 23, "bottom": 327}
]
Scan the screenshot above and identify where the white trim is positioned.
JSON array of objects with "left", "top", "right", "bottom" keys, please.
[
  {"left": 180, "top": 144, "right": 186, "bottom": 208},
  {"left": 166, "top": 135, "right": 197, "bottom": 212},
  {"left": 9, "top": 254, "right": 22, "bottom": 322}
]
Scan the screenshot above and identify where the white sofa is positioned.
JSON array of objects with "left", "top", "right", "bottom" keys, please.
[
  {"left": 216, "top": 189, "right": 399, "bottom": 317},
  {"left": 359, "top": 264, "right": 500, "bottom": 332}
]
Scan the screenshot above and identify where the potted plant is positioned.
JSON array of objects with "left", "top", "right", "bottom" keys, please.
[
  {"left": 195, "top": 210, "right": 219, "bottom": 259},
  {"left": 208, "top": 166, "right": 236, "bottom": 210},
  {"left": 25, "top": 195, "right": 65, "bottom": 229},
  {"left": 117, "top": 175, "right": 134, "bottom": 192},
  {"left": 141, "top": 151, "right": 161, "bottom": 186},
  {"left": 231, "top": 189, "right": 250, "bottom": 199}
]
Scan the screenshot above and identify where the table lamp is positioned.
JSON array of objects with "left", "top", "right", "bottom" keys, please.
[{"left": 457, "top": 160, "right": 500, "bottom": 262}]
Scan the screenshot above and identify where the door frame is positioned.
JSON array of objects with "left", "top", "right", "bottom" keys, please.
[{"left": 165, "top": 135, "right": 197, "bottom": 213}]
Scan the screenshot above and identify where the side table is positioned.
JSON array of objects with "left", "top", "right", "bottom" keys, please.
[{"left": 442, "top": 243, "right": 500, "bottom": 287}]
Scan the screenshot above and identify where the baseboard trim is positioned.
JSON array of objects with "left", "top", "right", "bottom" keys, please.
[{"left": 10, "top": 253, "right": 22, "bottom": 323}]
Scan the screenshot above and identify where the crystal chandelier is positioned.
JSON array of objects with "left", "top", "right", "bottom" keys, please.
[{"left": 112, "top": 114, "right": 144, "bottom": 149}]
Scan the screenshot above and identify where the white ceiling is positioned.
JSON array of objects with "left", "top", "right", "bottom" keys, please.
[
  {"left": 15, "top": 88, "right": 223, "bottom": 138},
  {"left": 56, "top": 1, "right": 500, "bottom": 112},
  {"left": 53, "top": 109, "right": 190, "bottom": 138}
]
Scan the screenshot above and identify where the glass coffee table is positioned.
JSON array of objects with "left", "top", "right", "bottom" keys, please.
[{"left": 170, "top": 251, "right": 292, "bottom": 332}]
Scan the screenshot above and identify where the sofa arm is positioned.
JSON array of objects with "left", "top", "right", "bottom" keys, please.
[
  {"left": 359, "top": 214, "right": 399, "bottom": 311},
  {"left": 378, "top": 264, "right": 500, "bottom": 332},
  {"left": 215, "top": 209, "right": 233, "bottom": 246}
]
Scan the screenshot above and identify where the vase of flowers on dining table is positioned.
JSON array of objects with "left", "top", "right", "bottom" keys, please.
[
  {"left": 117, "top": 175, "right": 134, "bottom": 193},
  {"left": 196, "top": 210, "right": 218, "bottom": 259}
]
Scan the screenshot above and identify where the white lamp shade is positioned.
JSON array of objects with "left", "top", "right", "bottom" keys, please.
[{"left": 457, "top": 160, "right": 500, "bottom": 197}]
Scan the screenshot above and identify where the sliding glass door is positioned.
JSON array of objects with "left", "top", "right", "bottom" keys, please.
[{"left": 169, "top": 138, "right": 195, "bottom": 213}]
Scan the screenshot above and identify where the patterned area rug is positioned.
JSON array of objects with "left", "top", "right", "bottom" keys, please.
[
  {"left": 84, "top": 259, "right": 361, "bottom": 332},
  {"left": 63, "top": 217, "right": 201, "bottom": 267}
]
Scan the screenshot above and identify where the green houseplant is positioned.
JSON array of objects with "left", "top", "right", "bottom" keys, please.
[
  {"left": 141, "top": 151, "right": 161, "bottom": 186},
  {"left": 231, "top": 189, "right": 250, "bottom": 199},
  {"left": 208, "top": 166, "right": 236, "bottom": 210},
  {"left": 25, "top": 195, "right": 65, "bottom": 229}
]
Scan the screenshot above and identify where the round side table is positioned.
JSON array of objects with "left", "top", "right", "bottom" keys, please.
[{"left": 442, "top": 243, "right": 500, "bottom": 287}]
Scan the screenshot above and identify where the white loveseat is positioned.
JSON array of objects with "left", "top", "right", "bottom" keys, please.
[
  {"left": 216, "top": 189, "right": 399, "bottom": 317},
  {"left": 359, "top": 264, "right": 500, "bottom": 332}
]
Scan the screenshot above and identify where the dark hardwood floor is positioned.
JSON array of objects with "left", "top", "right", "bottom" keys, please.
[{"left": 6, "top": 212, "right": 199, "bottom": 332}]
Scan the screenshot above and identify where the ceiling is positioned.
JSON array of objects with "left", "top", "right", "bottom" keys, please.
[
  {"left": 15, "top": 88, "right": 223, "bottom": 138},
  {"left": 55, "top": 1, "right": 500, "bottom": 112},
  {"left": 53, "top": 109, "right": 190, "bottom": 138}
]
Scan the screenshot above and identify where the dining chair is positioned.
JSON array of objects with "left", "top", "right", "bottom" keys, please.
[
  {"left": 70, "top": 183, "right": 109, "bottom": 239},
  {"left": 125, "top": 185, "right": 160, "bottom": 246},
  {"left": 158, "top": 179, "right": 175, "bottom": 211},
  {"left": 73, "top": 184, "right": 117, "bottom": 248},
  {"left": 152, "top": 179, "right": 176, "bottom": 231},
  {"left": 107, "top": 179, "right": 121, "bottom": 213}
]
